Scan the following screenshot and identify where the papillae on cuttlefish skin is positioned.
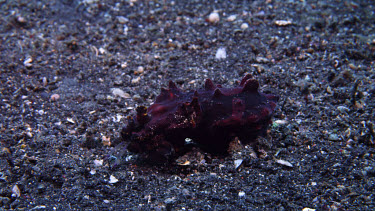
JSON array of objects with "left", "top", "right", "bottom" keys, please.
[{"left": 121, "top": 74, "right": 279, "bottom": 163}]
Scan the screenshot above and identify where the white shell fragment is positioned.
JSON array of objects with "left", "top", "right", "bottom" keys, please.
[
  {"left": 234, "top": 159, "right": 243, "bottom": 169},
  {"left": 94, "top": 159, "right": 103, "bottom": 167},
  {"left": 66, "top": 118, "right": 75, "bottom": 124},
  {"left": 275, "top": 20, "right": 292, "bottom": 26},
  {"left": 302, "top": 208, "right": 316, "bottom": 211},
  {"left": 12, "top": 185, "right": 21, "bottom": 197},
  {"left": 131, "top": 77, "right": 141, "bottom": 84},
  {"left": 274, "top": 120, "right": 288, "bottom": 125},
  {"left": 111, "top": 88, "right": 131, "bottom": 99},
  {"left": 215, "top": 47, "right": 227, "bottom": 59},
  {"left": 117, "top": 16, "right": 129, "bottom": 24},
  {"left": 238, "top": 191, "right": 246, "bottom": 197},
  {"left": 23, "top": 57, "right": 33, "bottom": 67},
  {"left": 276, "top": 159, "right": 293, "bottom": 167},
  {"left": 109, "top": 175, "right": 119, "bottom": 184}
]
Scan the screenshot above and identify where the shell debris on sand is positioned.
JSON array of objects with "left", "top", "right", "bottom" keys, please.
[
  {"left": 208, "top": 12, "right": 220, "bottom": 23},
  {"left": 111, "top": 88, "right": 131, "bottom": 99},
  {"left": 215, "top": 47, "right": 227, "bottom": 59}
]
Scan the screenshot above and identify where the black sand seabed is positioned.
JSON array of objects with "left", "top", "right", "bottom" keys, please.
[{"left": 1, "top": 0, "right": 375, "bottom": 210}]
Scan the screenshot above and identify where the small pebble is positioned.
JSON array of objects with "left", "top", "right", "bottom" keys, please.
[
  {"left": 132, "top": 94, "right": 141, "bottom": 101},
  {"left": 117, "top": 16, "right": 128, "bottom": 24},
  {"left": 16, "top": 16, "right": 27, "bottom": 24},
  {"left": 328, "top": 133, "right": 340, "bottom": 141},
  {"left": 208, "top": 12, "right": 220, "bottom": 23},
  {"left": 348, "top": 63, "right": 358, "bottom": 70},
  {"left": 255, "top": 56, "right": 269, "bottom": 63},
  {"left": 337, "top": 106, "right": 350, "bottom": 113},
  {"left": 135, "top": 66, "right": 144, "bottom": 74},
  {"left": 255, "top": 11, "right": 265, "bottom": 17},
  {"left": 121, "top": 62, "right": 127, "bottom": 68},
  {"left": 238, "top": 191, "right": 245, "bottom": 197},
  {"left": 99, "top": 47, "right": 107, "bottom": 54},
  {"left": 131, "top": 77, "right": 141, "bottom": 84},
  {"left": 240, "top": 23, "right": 249, "bottom": 29},
  {"left": 123, "top": 25, "right": 129, "bottom": 35},
  {"left": 164, "top": 197, "right": 176, "bottom": 204},
  {"left": 42, "top": 77, "right": 48, "bottom": 86},
  {"left": 227, "top": 15, "right": 236, "bottom": 22},
  {"left": 305, "top": 75, "right": 311, "bottom": 81}
]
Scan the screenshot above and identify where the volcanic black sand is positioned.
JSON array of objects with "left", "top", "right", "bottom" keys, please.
[{"left": 1, "top": 0, "right": 375, "bottom": 210}]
